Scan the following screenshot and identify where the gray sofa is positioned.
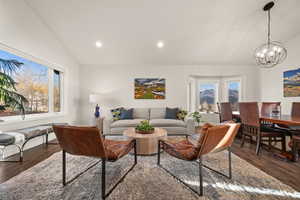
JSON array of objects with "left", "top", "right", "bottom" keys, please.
[{"left": 103, "top": 108, "right": 195, "bottom": 136}]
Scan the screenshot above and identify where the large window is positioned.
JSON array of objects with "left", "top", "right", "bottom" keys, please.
[
  {"left": 0, "top": 48, "right": 63, "bottom": 118},
  {"left": 189, "top": 76, "right": 242, "bottom": 113},
  {"left": 199, "top": 82, "right": 218, "bottom": 113},
  {"left": 226, "top": 80, "right": 241, "bottom": 111}
]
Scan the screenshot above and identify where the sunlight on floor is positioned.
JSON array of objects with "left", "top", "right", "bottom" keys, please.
[{"left": 184, "top": 180, "right": 300, "bottom": 199}]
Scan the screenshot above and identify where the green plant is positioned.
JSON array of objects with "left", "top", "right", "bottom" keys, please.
[
  {"left": 0, "top": 58, "right": 28, "bottom": 117},
  {"left": 189, "top": 111, "right": 202, "bottom": 126},
  {"left": 136, "top": 120, "right": 154, "bottom": 131}
]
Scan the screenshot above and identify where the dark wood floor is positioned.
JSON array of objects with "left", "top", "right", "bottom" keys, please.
[
  {"left": 0, "top": 143, "right": 60, "bottom": 184},
  {"left": 0, "top": 139, "right": 299, "bottom": 192},
  {"left": 231, "top": 139, "right": 300, "bottom": 191}
]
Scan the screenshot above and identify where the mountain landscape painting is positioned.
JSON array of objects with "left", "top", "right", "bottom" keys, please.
[
  {"left": 284, "top": 68, "right": 300, "bottom": 97},
  {"left": 134, "top": 78, "right": 165, "bottom": 99}
]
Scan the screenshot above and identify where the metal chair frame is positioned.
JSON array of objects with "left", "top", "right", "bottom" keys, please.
[
  {"left": 62, "top": 140, "right": 137, "bottom": 200},
  {"left": 157, "top": 140, "right": 232, "bottom": 196}
]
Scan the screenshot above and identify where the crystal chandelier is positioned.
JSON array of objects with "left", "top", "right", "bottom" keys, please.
[{"left": 254, "top": 1, "right": 287, "bottom": 68}]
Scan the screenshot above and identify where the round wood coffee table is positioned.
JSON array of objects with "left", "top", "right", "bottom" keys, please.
[{"left": 123, "top": 128, "right": 167, "bottom": 155}]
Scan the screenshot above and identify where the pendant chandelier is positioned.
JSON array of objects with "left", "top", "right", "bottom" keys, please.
[{"left": 254, "top": 1, "right": 287, "bottom": 68}]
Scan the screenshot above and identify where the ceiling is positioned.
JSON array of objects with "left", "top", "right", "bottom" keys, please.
[{"left": 25, "top": 0, "right": 300, "bottom": 65}]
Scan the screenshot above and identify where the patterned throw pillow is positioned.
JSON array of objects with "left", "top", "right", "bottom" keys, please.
[
  {"left": 111, "top": 107, "right": 123, "bottom": 121},
  {"left": 177, "top": 109, "right": 188, "bottom": 121}
]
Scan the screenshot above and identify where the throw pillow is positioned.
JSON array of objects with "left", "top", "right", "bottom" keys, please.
[
  {"left": 165, "top": 107, "right": 179, "bottom": 119},
  {"left": 120, "top": 108, "right": 134, "bottom": 120},
  {"left": 111, "top": 107, "right": 123, "bottom": 121},
  {"left": 177, "top": 109, "right": 188, "bottom": 121}
]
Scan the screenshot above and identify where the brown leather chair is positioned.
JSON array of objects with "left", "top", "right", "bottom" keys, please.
[
  {"left": 157, "top": 123, "right": 240, "bottom": 196},
  {"left": 239, "top": 102, "right": 286, "bottom": 155},
  {"left": 217, "top": 102, "right": 233, "bottom": 123},
  {"left": 53, "top": 125, "right": 137, "bottom": 200}
]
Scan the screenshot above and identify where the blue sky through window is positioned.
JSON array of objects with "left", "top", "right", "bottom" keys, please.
[
  {"left": 199, "top": 83, "right": 216, "bottom": 91},
  {"left": 0, "top": 49, "right": 48, "bottom": 83},
  {"left": 229, "top": 82, "right": 239, "bottom": 90}
]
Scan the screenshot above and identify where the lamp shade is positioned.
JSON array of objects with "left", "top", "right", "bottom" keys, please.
[{"left": 89, "top": 94, "right": 100, "bottom": 104}]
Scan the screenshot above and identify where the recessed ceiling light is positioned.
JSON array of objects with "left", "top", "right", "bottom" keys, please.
[
  {"left": 157, "top": 41, "right": 164, "bottom": 48},
  {"left": 95, "top": 41, "right": 103, "bottom": 48}
]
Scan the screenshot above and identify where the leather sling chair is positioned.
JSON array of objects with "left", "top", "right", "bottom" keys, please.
[
  {"left": 53, "top": 125, "right": 137, "bottom": 200},
  {"left": 157, "top": 123, "right": 240, "bottom": 196}
]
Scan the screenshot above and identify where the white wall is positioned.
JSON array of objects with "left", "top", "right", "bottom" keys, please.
[
  {"left": 78, "top": 64, "right": 260, "bottom": 124},
  {"left": 260, "top": 34, "right": 300, "bottom": 114},
  {"left": 0, "top": 0, "right": 80, "bottom": 131}
]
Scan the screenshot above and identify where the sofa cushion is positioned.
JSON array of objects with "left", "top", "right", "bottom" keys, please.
[
  {"left": 133, "top": 108, "right": 149, "bottom": 119},
  {"left": 0, "top": 134, "right": 15, "bottom": 146},
  {"left": 165, "top": 107, "right": 179, "bottom": 119},
  {"left": 120, "top": 108, "right": 133, "bottom": 120},
  {"left": 111, "top": 107, "right": 123, "bottom": 121},
  {"left": 150, "top": 108, "right": 166, "bottom": 119},
  {"left": 110, "top": 119, "right": 144, "bottom": 128},
  {"left": 150, "top": 119, "right": 186, "bottom": 127}
]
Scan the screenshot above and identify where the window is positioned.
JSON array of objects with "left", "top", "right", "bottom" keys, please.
[
  {"left": 0, "top": 48, "right": 63, "bottom": 118},
  {"left": 53, "top": 70, "right": 61, "bottom": 112},
  {"left": 199, "top": 82, "right": 218, "bottom": 113},
  {"left": 189, "top": 76, "right": 242, "bottom": 113},
  {"left": 226, "top": 80, "right": 241, "bottom": 111}
]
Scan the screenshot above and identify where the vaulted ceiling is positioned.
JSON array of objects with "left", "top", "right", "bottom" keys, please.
[{"left": 25, "top": 0, "right": 300, "bottom": 65}]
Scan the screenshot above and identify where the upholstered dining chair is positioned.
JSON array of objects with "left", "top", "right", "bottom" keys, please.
[
  {"left": 217, "top": 102, "right": 233, "bottom": 123},
  {"left": 157, "top": 123, "right": 240, "bottom": 196},
  {"left": 239, "top": 102, "right": 286, "bottom": 155},
  {"left": 52, "top": 125, "right": 137, "bottom": 200},
  {"left": 292, "top": 102, "right": 300, "bottom": 118},
  {"left": 260, "top": 102, "right": 286, "bottom": 132},
  {"left": 261, "top": 102, "right": 281, "bottom": 116}
]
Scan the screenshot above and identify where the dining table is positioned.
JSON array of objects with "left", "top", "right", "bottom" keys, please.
[{"left": 232, "top": 111, "right": 300, "bottom": 161}]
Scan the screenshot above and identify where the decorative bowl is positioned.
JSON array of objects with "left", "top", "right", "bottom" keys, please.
[{"left": 135, "top": 128, "right": 155, "bottom": 134}]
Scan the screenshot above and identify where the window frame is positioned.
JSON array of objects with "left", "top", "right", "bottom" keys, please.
[{"left": 0, "top": 43, "right": 65, "bottom": 122}]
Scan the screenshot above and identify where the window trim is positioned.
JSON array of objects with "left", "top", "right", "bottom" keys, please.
[{"left": 0, "top": 42, "right": 65, "bottom": 122}]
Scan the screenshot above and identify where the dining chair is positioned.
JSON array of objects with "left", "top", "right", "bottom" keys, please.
[
  {"left": 217, "top": 102, "right": 233, "bottom": 123},
  {"left": 260, "top": 102, "right": 287, "bottom": 132},
  {"left": 261, "top": 102, "right": 281, "bottom": 116},
  {"left": 157, "top": 123, "right": 240, "bottom": 196},
  {"left": 289, "top": 135, "right": 300, "bottom": 162},
  {"left": 239, "top": 102, "right": 286, "bottom": 155},
  {"left": 53, "top": 125, "right": 137, "bottom": 200},
  {"left": 292, "top": 102, "right": 300, "bottom": 118}
]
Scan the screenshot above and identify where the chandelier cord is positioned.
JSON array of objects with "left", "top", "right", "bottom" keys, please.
[{"left": 267, "top": 9, "right": 271, "bottom": 46}]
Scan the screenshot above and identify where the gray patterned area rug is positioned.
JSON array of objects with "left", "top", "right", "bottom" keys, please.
[{"left": 0, "top": 151, "right": 299, "bottom": 200}]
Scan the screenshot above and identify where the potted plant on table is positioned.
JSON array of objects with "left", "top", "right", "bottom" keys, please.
[
  {"left": 135, "top": 120, "right": 155, "bottom": 134},
  {"left": 189, "top": 111, "right": 202, "bottom": 133}
]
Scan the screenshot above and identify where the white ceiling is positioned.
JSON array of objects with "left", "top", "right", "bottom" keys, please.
[{"left": 25, "top": 0, "right": 300, "bottom": 65}]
